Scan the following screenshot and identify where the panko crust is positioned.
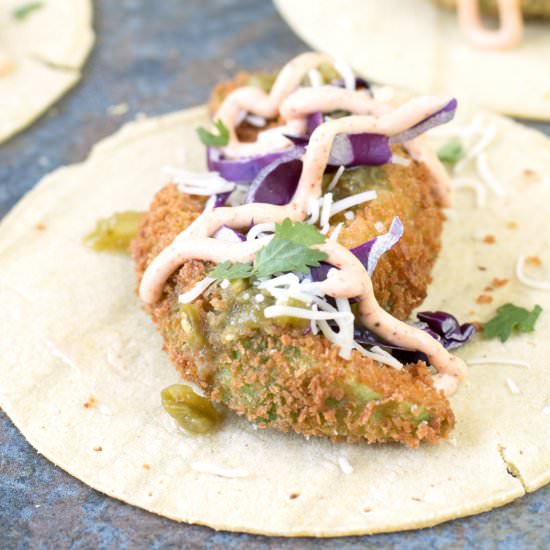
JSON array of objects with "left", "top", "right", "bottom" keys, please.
[{"left": 132, "top": 182, "right": 453, "bottom": 447}]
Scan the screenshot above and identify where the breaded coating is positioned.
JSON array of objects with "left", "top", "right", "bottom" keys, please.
[
  {"left": 210, "top": 73, "right": 443, "bottom": 319},
  {"left": 132, "top": 181, "right": 453, "bottom": 447},
  {"left": 432, "top": 0, "right": 550, "bottom": 18}
]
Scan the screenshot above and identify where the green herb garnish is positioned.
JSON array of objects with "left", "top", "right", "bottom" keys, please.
[
  {"left": 13, "top": 2, "right": 43, "bottom": 20},
  {"left": 274, "top": 218, "right": 327, "bottom": 246},
  {"left": 209, "top": 219, "right": 328, "bottom": 281},
  {"left": 482, "top": 303, "right": 543, "bottom": 342},
  {"left": 210, "top": 260, "right": 254, "bottom": 281},
  {"left": 196, "top": 119, "right": 229, "bottom": 147},
  {"left": 437, "top": 138, "right": 466, "bottom": 164}
]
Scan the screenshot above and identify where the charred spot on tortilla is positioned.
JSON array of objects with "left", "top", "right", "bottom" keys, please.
[{"left": 132, "top": 52, "right": 476, "bottom": 447}]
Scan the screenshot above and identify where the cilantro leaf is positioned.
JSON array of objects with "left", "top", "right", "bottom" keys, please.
[
  {"left": 255, "top": 239, "right": 327, "bottom": 278},
  {"left": 275, "top": 218, "right": 326, "bottom": 246},
  {"left": 482, "top": 303, "right": 543, "bottom": 342},
  {"left": 196, "top": 119, "right": 229, "bottom": 147},
  {"left": 437, "top": 138, "right": 466, "bottom": 164},
  {"left": 210, "top": 260, "right": 253, "bottom": 281},
  {"left": 13, "top": 2, "right": 43, "bottom": 20}
]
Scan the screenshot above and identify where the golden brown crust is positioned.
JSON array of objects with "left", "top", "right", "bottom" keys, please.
[{"left": 131, "top": 177, "right": 452, "bottom": 447}]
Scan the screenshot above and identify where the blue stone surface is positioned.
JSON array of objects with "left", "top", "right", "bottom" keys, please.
[{"left": 1, "top": 1, "right": 549, "bottom": 548}]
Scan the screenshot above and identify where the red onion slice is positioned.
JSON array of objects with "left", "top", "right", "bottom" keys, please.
[{"left": 245, "top": 147, "right": 305, "bottom": 205}]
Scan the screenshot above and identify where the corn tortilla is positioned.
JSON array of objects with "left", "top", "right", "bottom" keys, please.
[{"left": 0, "top": 106, "right": 549, "bottom": 535}]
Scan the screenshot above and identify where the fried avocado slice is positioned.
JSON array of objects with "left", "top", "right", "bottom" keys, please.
[
  {"left": 137, "top": 270, "right": 454, "bottom": 448},
  {"left": 132, "top": 180, "right": 451, "bottom": 446}
]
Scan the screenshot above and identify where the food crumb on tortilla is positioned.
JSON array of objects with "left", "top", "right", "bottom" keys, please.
[
  {"left": 289, "top": 493, "right": 300, "bottom": 500},
  {"left": 93, "top": 446, "right": 102, "bottom": 452},
  {"left": 83, "top": 396, "right": 96, "bottom": 409},
  {"left": 35, "top": 223, "right": 46, "bottom": 231},
  {"left": 483, "top": 235, "right": 496, "bottom": 244},
  {"left": 484, "top": 278, "right": 509, "bottom": 292},
  {"left": 338, "top": 455, "right": 353, "bottom": 475},
  {"left": 363, "top": 507, "right": 372, "bottom": 513},
  {"left": 476, "top": 294, "right": 493, "bottom": 305},
  {"left": 506, "top": 378, "right": 521, "bottom": 395},
  {"left": 526, "top": 255, "right": 542, "bottom": 267},
  {"left": 478, "top": 266, "right": 487, "bottom": 271},
  {"left": 143, "top": 464, "right": 151, "bottom": 470},
  {"left": 507, "top": 221, "right": 518, "bottom": 230}
]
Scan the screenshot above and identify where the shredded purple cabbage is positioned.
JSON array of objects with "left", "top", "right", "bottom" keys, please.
[
  {"left": 245, "top": 147, "right": 305, "bottom": 205},
  {"left": 310, "top": 217, "right": 403, "bottom": 282},
  {"left": 353, "top": 311, "right": 476, "bottom": 365},
  {"left": 207, "top": 147, "right": 289, "bottom": 184},
  {"left": 213, "top": 225, "right": 246, "bottom": 242}
]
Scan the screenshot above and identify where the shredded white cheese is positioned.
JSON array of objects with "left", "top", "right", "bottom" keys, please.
[
  {"left": 245, "top": 113, "right": 267, "bottom": 127},
  {"left": 391, "top": 154, "right": 411, "bottom": 167},
  {"left": 164, "top": 166, "right": 235, "bottom": 195},
  {"left": 330, "top": 190, "right": 377, "bottom": 217},
  {"left": 476, "top": 153, "right": 506, "bottom": 197},
  {"left": 506, "top": 378, "right": 520, "bottom": 395},
  {"left": 352, "top": 342, "right": 403, "bottom": 370},
  {"left": 515, "top": 255, "right": 550, "bottom": 290},
  {"left": 332, "top": 57, "right": 355, "bottom": 90},
  {"left": 454, "top": 123, "right": 496, "bottom": 173},
  {"left": 220, "top": 279, "right": 230, "bottom": 290},
  {"left": 327, "top": 165, "right": 346, "bottom": 191},
  {"left": 308, "top": 68, "right": 323, "bottom": 88},
  {"left": 178, "top": 277, "right": 216, "bottom": 304},
  {"left": 452, "top": 177, "right": 487, "bottom": 208},
  {"left": 344, "top": 211, "right": 355, "bottom": 221},
  {"left": 467, "top": 358, "right": 531, "bottom": 369},
  {"left": 319, "top": 192, "right": 334, "bottom": 233},
  {"left": 330, "top": 222, "right": 344, "bottom": 242},
  {"left": 191, "top": 462, "right": 249, "bottom": 479},
  {"left": 247, "top": 222, "right": 275, "bottom": 241},
  {"left": 306, "top": 197, "right": 320, "bottom": 224},
  {"left": 338, "top": 455, "right": 354, "bottom": 475}
]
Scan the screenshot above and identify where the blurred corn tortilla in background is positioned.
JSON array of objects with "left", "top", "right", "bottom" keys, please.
[
  {"left": 274, "top": 0, "right": 550, "bottom": 121},
  {"left": 0, "top": 0, "right": 94, "bottom": 143},
  {"left": 0, "top": 106, "right": 550, "bottom": 536}
]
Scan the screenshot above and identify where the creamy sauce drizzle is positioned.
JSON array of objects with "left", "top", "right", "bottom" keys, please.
[
  {"left": 140, "top": 53, "right": 467, "bottom": 396},
  {"left": 457, "top": 0, "right": 523, "bottom": 49}
]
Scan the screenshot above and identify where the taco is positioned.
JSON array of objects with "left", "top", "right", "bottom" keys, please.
[
  {"left": 274, "top": 0, "right": 550, "bottom": 121},
  {"left": 0, "top": 53, "right": 549, "bottom": 536},
  {"left": 0, "top": 0, "right": 94, "bottom": 143},
  {"left": 432, "top": 0, "right": 550, "bottom": 49}
]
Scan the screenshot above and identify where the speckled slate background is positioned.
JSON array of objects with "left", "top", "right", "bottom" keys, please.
[{"left": 1, "top": 1, "right": 550, "bottom": 548}]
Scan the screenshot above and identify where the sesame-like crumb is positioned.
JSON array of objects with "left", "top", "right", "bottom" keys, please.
[
  {"left": 476, "top": 294, "right": 493, "bottom": 305},
  {"left": 483, "top": 235, "right": 496, "bottom": 244},
  {"left": 83, "top": 396, "right": 96, "bottom": 409},
  {"left": 526, "top": 256, "right": 542, "bottom": 267}
]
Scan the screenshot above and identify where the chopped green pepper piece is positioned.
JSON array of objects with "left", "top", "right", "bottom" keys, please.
[
  {"left": 161, "top": 384, "right": 223, "bottom": 434},
  {"left": 83, "top": 211, "right": 142, "bottom": 253},
  {"left": 437, "top": 138, "right": 466, "bottom": 164}
]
